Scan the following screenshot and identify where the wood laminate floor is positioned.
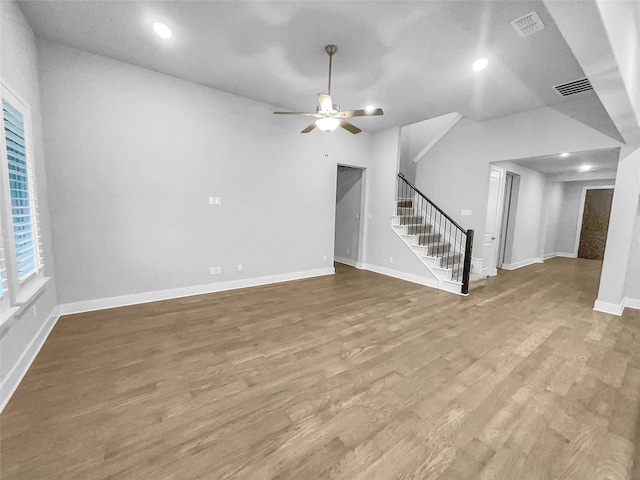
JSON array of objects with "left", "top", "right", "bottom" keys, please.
[{"left": 1, "top": 258, "right": 640, "bottom": 479}]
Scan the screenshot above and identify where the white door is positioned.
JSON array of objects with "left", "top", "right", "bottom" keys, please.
[{"left": 484, "top": 167, "right": 504, "bottom": 276}]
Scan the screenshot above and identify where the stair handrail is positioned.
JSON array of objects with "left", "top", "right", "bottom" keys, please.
[
  {"left": 398, "top": 173, "right": 466, "bottom": 232},
  {"left": 397, "top": 173, "right": 474, "bottom": 294}
]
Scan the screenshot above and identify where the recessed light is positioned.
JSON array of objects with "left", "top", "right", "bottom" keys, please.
[
  {"left": 560, "top": 152, "right": 570, "bottom": 157},
  {"left": 578, "top": 164, "right": 593, "bottom": 172},
  {"left": 153, "top": 22, "right": 172, "bottom": 39},
  {"left": 365, "top": 105, "right": 376, "bottom": 113},
  {"left": 472, "top": 58, "right": 489, "bottom": 72}
]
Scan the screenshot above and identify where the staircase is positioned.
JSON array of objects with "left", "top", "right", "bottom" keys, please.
[{"left": 392, "top": 174, "right": 474, "bottom": 295}]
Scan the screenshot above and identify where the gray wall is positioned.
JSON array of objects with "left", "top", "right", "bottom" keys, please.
[
  {"left": 334, "top": 166, "right": 362, "bottom": 265},
  {"left": 38, "top": 41, "right": 375, "bottom": 304},
  {"left": 542, "top": 181, "right": 563, "bottom": 258},
  {"left": 0, "top": 0, "right": 58, "bottom": 399},
  {"left": 625, "top": 206, "right": 640, "bottom": 300}
]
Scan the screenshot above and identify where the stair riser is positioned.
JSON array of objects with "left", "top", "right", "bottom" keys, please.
[
  {"left": 427, "top": 244, "right": 452, "bottom": 255},
  {"left": 418, "top": 234, "right": 442, "bottom": 244},
  {"left": 440, "top": 256, "right": 462, "bottom": 268},
  {"left": 397, "top": 200, "right": 413, "bottom": 208},
  {"left": 398, "top": 216, "right": 423, "bottom": 225},
  {"left": 396, "top": 207, "right": 414, "bottom": 215},
  {"left": 407, "top": 225, "right": 432, "bottom": 235}
]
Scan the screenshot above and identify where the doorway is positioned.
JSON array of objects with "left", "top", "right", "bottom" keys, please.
[
  {"left": 335, "top": 165, "right": 366, "bottom": 268},
  {"left": 497, "top": 172, "right": 520, "bottom": 268},
  {"left": 576, "top": 187, "right": 614, "bottom": 260}
]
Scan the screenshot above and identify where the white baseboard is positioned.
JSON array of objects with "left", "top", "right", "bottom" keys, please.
[
  {"left": 334, "top": 256, "right": 357, "bottom": 267},
  {"left": 364, "top": 263, "right": 439, "bottom": 289},
  {"left": 543, "top": 252, "right": 578, "bottom": 260},
  {"left": 594, "top": 297, "right": 640, "bottom": 316},
  {"left": 471, "top": 257, "right": 483, "bottom": 275},
  {"left": 624, "top": 298, "right": 640, "bottom": 311},
  {"left": 355, "top": 262, "right": 366, "bottom": 269},
  {"left": 501, "top": 257, "right": 544, "bottom": 271},
  {"left": 59, "top": 268, "right": 335, "bottom": 316},
  {"left": 594, "top": 299, "right": 625, "bottom": 316},
  {"left": 0, "top": 306, "right": 60, "bottom": 413}
]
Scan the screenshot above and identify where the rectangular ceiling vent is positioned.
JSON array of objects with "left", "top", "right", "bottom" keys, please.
[
  {"left": 511, "top": 12, "right": 545, "bottom": 37},
  {"left": 553, "top": 78, "right": 594, "bottom": 97}
]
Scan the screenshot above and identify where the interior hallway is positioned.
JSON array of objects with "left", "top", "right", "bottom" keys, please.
[{"left": 1, "top": 258, "right": 639, "bottom": 479}]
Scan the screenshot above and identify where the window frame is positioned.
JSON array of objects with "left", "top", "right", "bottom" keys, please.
[{"left": 0, "top": 80, "right": 46, "bottom": 325}]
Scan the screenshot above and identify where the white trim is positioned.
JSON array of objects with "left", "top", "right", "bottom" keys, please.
[
  {"left": 0, "top": 305, "right": 60, "bottom": 412},
  {"left": 593, "top": 297, "right": 640, "bottom": 316},
  {"left": 486, "top": 166, "right": 506, "bottom": 273},
  {"left": 471, "top": 257, "right": 483, "bottom": 275},
  {"left": 501, "top": 257, "right": 544, "bottom": 270},
  {"left": 0, "top": 276, "right": 50, "bottom": 333},
  {"left": 364, "top": 263, "right": 440, "bottom": 290},
  {"left": 543, "top": 252, "right": 578, "bottom": 260},
  {"left": 58, "top": 268, "right": 335, "bottom": 316},
  {"left": 593, "top": 299, "right": 624, "bottom": 316},
  {"left": 334, "top": 256, "right": 357, "bottom": 267},
  {"left": 573, "top": 184, "right": 615, "bottom": 256}
]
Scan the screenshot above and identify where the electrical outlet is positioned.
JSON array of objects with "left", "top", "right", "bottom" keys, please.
[
  {"left": 389, "top": 256, "right": 393, "bottom": 264},
  {"left": 209, "top": 197, "right": 215, "bottom": 205},
  {"left": 216, "top": 266, "right": 222, "bottom": 274},
  {"left": 210, "top": 267, "right": 216, "bottom": 275},
  {"left": 461, "top": 209, "right": 472, "bottom": 216},
  {"left": 368, "top": 213, "right": 372, "bottom": 219},
  {"left": 323, "top": 255, "right": 327, "bottom": 262},
  {"left": 215, "top": 197, "right": 221, "bottom": 205},
  {"left": 237, "top": 264, "right": 243, "bottom": 272},
  {"left": 346, "top": 248, "right": 350, "bottom": 254}
]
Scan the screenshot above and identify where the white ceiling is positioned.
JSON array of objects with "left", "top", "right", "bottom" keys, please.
[
  {"left": 18, "top": 0, "right": 622, "bottom": 135},
  {"left": 506, "top": 147, "right": 619, "bottom": 178}
]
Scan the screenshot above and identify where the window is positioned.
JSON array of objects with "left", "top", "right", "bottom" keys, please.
[{"left": 0, "top": 82, "right": 45, "bottom": 321}]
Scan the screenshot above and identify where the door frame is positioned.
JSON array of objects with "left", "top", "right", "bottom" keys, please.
[
  {"left": 497, "top": 172, "right": 517, "bottom": 268},
  {"left": 484, "top": 165, "right": 506, "bottom": 276},
  {"left": 573, "top": 184, "right": 615, "bottom": 257}
]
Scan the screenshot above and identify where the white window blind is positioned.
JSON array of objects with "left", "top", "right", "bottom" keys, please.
[{"left": 2, "top": 99, "right": 40, "bottom": 281}]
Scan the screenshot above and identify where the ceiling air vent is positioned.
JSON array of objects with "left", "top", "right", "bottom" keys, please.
[
  {"left": 511, "top": 12, "right": 545, "bottom": 37},
  {"left": 553, "top": 78, "right": 594, "bottom": 97}
]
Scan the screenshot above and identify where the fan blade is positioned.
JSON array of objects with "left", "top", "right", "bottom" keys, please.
[
  {"left": 301, "top": 123, "right": 317, "bottom": 133},
  {"left": 273, "top": 111, "right": 320, "bottom": 117},
  {"left": 340, "top": 120, "right": 361, "bottom": 134},
  {"left": 339, "top": 108, "right": 384, "bottom": 118},
  {"left": 318, "top": 93, "right": 333, "bottom": 112}
]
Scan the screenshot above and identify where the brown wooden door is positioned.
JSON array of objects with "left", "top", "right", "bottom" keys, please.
[{"left": 578, "top": 188, "right": 613, "bottom": 260}]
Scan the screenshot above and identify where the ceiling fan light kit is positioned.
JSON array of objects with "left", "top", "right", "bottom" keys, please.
[{"left": 273, "top": 44, "right": 384, "bottom": 134}]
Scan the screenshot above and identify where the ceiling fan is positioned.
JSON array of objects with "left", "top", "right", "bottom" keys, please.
[{"left": 273, "top": 45, "right": 384, "bottom": 134}]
